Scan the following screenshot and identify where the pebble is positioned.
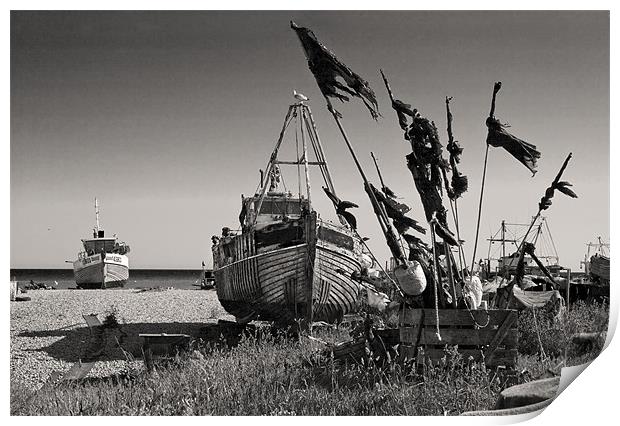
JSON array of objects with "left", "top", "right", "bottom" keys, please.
[{"left": 10, "top": 289, "right": 233, "bottom": 390}]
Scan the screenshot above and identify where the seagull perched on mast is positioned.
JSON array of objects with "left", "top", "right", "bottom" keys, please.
[{"left": 293, "top": 90, "right": 309, "bottom": 102}]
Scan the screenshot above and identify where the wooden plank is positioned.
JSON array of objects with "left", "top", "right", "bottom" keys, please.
[
  {"left": 139, "top": 333, "right": 191, "bottom": 345},
  {"left": 423, "top": 348, "right": 517, "bottom": 367},
  {"left": 399, "top": 344, "right": 417, "bottom": 361},
  {"left": 486, "top": 348, "right": 518, "bottom": 368},
  {"left": 304, "top": 212, "right": 317, "bottom": 329},
  {"left": 485, "top": 310, "right": 518, "bottom": 363},
  {"left": 10, "top": 281, "right": 17, "bottom": 301},
  {"left": 399, "top": 308, "right": 423, "bottom": 325},
  {"left": 401, "top": 308, "right": 516, "bottom": 327},
  {"left": 400, "top": 326, "right": 419, "bottom": 344},
  {"left": 375, "top": 328, "right": 400, "bottom": 346},
  {"left": 421, "top": 328, "right": 518, "bottom": 347},
  {"left": 83, "top": 314, "right": 103, "bottom": 329}
]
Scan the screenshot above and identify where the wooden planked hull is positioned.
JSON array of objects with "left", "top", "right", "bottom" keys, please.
[
  {"left": 590, "top": 255, "right": 610, "bottom": 282},
  {"left": 214, "top": 218, "right": 363, "bottom": 324}
]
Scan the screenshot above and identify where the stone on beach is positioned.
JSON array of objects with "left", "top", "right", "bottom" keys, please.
[{"left": 10, "top": 289, "right": 233, "bottom": 391}]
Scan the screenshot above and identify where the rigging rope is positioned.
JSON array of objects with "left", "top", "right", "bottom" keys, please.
[
  {"left": 430, "top": 220, "right": 442, "bottom": 341},
  {"left": 471, "top": 144, "right": 490, "bottom": 276},
  {"left": 449, "top": 199, "right": 467, "bottom": 278}
]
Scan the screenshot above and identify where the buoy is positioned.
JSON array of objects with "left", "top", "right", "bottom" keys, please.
[{"left": 394, "top": 260, "right": 427, "bottom": 296}]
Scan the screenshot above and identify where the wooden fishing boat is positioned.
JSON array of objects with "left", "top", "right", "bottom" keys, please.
[
  {"left": 485, "top": 218, "right": 558, "bottom": 277},
  {"left": 212, "top": 100, "right": 364, "bottom": 325},
  {"left": 73, "top": 198, "right": 130, "bottom": 289},
  {"left": 589, "top": 254, "right": 610, "bottom": 283},
  {"left": 583, "top": 239, "right": 610, "bottom": 285}
]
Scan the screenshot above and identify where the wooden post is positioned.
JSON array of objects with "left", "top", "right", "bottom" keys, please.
[
  {"left": 566, "top": 268, "right": 571, "bottom": 312},
  {"left": 304, "top": 211, "right": 317, "bottom": 332},
  {"left": 445, "top": 243, "right": 458, "bottom": 308},
  {"left": 10, "top": 281, "right": 17, "bottom": 301}
]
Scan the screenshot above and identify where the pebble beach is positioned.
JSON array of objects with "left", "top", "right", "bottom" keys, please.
[{"left": 10, "top": 289, "right": 233, "bottom": 391}]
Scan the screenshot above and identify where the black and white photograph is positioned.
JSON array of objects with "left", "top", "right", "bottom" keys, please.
[{"left": 8, "top": 7, "right": 612, "bottom": 417}]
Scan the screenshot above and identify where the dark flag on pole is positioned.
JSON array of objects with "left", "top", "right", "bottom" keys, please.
[
  {"left": 290, "top": 21, "right": 379, "bottom": 120},
  {"left": 486, "top": 82, "right": 541, "bottom": 176}
]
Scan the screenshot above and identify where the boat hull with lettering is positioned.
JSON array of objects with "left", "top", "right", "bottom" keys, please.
[
  {"left": 73, "top": 253, "right": 129, "bottom": 289},
  {"left": 73, "top": 198, "right": 131, "bottom": 289}
]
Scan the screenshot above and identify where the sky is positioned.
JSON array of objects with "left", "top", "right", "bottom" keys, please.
[{"left": 10, "top": 10, "right": 609, "bottom": 270}]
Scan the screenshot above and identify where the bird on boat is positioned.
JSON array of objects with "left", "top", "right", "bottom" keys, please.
[
  {"left": 293, "top": 90, "right": 309, "bottom": 102},
  {"left": 323, "top": 187, "right": 359, "bottom": 230}
]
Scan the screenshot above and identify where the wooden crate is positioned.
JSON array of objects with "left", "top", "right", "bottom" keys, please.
[
  {"left": 399, "top": 308, "right": 518, "bottom": 369},
  {"left": 139, "top": 333, "right": 192, "bottom": 371},
  {"left": 10, "top": 281, "right": 18, "bottom": 301}
]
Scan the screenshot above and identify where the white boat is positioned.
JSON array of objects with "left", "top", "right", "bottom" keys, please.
[{"left": 73, "top": 198, "right": 130, "bottom": 289}]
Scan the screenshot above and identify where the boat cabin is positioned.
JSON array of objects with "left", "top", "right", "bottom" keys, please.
[
  {"left": 240, "top": 191, "right": 310, "bottom": 229},
  {"left": 81, "top": 230, "right": 130, "bottom": 256}
]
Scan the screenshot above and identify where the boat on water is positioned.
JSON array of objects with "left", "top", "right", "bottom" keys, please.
[
  {"left": 73, "top": 198, "right": 130, "bottom": 289},
  {"left": 212, "top": 99, "right": 364, "bottom": 325}
]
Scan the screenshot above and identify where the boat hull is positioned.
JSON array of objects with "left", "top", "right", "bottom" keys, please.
[
  {"left": 213, "top": 215, "right": 362, "bottom": 324},
  {"left": 73, "top": 253, "right": 129, "bottom": 289},
  {"left": 590, "top": 255, "right": 610, "bottom": 283}
]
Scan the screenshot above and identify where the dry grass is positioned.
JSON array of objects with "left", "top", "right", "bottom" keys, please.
[
  {"left": 10, "top": 330, "right": 504, "bottom": 416},
  {"left": 10, "top": 297, "right": 609, "bottom": 416}
]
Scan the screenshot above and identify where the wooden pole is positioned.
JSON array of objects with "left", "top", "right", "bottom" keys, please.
[
  {"left": 470, "top": 144, "right": 490, "bottom": 275},
  {"left": 445, "top": 97, "right": 468, "bottom": 278},
  {"left": 471, "top": 83, "right": 501, "bottom": 276},
  {"left": 370, "top": 151, "right": 387, "bottom": 190},
  {"left": 445, "top": 242, "right": 458, "bottom": 308},
  {"left": 566, "top": 268, "right": 571, "bottom": 313},
  {"left": 300, "top": 108, "right": 312, "bottom": 207},
  {"left": 325, "top": 97, "right": 406, "bottom": 264},
  {"left": 304, "top": 211, "right": 317, "bottom": 332}
]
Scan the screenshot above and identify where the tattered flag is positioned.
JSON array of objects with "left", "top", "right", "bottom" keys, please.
[
  {"left": 445, "top": 96, "right": 468, "bottom": 199},
  {"left": 486, "top": 82, "right": 541, "bottom": 176},
  {"left": 291, "top": 22, "right": 380, "bottom": 120},
  {"left": 487, "top": 118, "right": 542, "bottom": 176},
  {"left": 380, "top": 70, "right": 415, "bottom": 131},
  {"left": 369, "top": 183, "right": 425, "bottom": 235},
  {"left": 323, "top": 187, "right": 359, "bottom": 230},
  {"left": 538, "top": 153, "right": 578, "bottom": 211}
]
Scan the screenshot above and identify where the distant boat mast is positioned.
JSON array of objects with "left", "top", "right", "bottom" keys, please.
[{"left": 94, "top": 197, "right": 101, "bottom": 236}]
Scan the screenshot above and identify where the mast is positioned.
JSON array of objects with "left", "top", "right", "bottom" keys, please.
[
  {"left": 251, "top": 105, "right": 295, "bottom": 225},
  {"left": 501, "top": 220, "right": 506, "bottom": 261},
  {"left": 250, "top": 100, "right": 346, "bottom": 227},
  {"left": 299, "top": 107, "right": 312, "bottom": 208},
  {"left": 370, "top": 152, "right": 387, "bottom": 191},
  {"left": 94, "top": 197, "right": 100, "bottom": 235}
]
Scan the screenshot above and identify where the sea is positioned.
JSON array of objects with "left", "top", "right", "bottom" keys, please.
[{"left": 9, "top": 269, "right": 204, "bottom": 290}]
